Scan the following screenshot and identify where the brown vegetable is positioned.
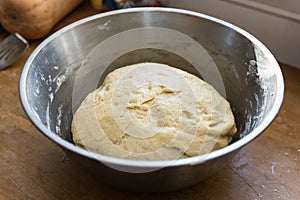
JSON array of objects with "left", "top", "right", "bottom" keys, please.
[{"left": 0, "top": 0, "right": 85, "bottom": 39}]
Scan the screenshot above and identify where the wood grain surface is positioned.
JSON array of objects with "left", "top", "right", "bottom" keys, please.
[{"left": 0, "top": 2, "right": 299, "bottom": 200}]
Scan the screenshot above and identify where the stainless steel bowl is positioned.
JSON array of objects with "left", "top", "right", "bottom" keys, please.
[{"left": 19, "top": 8, "right": 284, "bottom": 192}]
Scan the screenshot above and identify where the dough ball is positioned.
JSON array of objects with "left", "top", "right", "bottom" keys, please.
[{"left": 71, "top": 62, "right": 237, "bottom": 160}]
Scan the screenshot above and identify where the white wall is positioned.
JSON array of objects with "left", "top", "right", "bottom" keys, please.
[
  {"left": 166, "top": 0, "right": 300, "bottom": 68},
  {"left": 249, "top": 0, "right": 300, "bottom": 14}
]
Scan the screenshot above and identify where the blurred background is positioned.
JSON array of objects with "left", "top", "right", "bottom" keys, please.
[{"left": 165, "top": 0, "right": 300, "bottom": 69}]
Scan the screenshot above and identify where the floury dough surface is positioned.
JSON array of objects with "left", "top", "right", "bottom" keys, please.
[{"left": 71, "top": 63, "right": 237, "bottom": 160}]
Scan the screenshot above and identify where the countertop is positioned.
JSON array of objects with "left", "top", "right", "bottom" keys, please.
[{"left": 0, "top": 2, "right": 299, "bottom": 200}]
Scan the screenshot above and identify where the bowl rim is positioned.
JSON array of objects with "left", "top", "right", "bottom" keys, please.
[{"left": 19, "top": 7, "right": 284, "bottom": 169}]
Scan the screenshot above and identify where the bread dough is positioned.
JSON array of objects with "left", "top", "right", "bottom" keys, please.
[{"left": 71, "top": 62, "right": 237, "bottom": 160}]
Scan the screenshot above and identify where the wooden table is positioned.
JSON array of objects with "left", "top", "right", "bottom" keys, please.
[{"left": 0, "top": 2, "right": 299, "bottom": 200}]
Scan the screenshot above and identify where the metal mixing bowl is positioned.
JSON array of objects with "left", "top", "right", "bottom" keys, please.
[{"left": 19, "top": 8, "right": 284, "bottom": 191}]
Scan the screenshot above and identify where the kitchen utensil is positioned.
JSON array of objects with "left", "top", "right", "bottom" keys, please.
[
  {"left": 19, "top": 7, "right": 284, "bottom": 192},
  {"left": 0, "top": 33, "right": 29, "bottom": 70}
]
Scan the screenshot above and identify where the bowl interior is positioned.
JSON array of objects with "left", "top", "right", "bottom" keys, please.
[{"left": 21, "top": 8, "right": 282, "bottom": 159}]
